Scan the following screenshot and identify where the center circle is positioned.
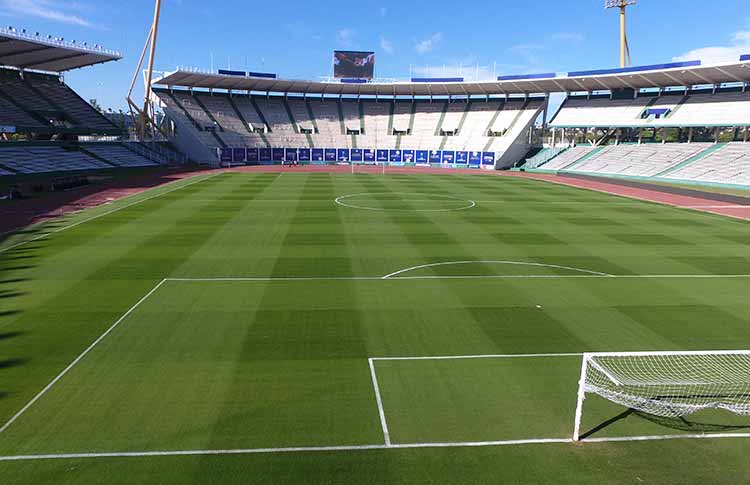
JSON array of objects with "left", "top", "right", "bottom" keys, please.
[{"left": 334, "top": 192, "right": 476, "bottom": 212}]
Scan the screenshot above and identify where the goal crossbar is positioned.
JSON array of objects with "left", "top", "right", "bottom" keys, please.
[{"left": 573, "top": 350, "right": 750, "bottom": 441}]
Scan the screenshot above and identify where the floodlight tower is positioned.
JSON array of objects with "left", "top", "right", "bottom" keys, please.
[
  {"left": 606, "top": 0, "right": 635, "bottom": 67},
  {"left": 127, "top": 0, "right": 163, "bottom": 140}
]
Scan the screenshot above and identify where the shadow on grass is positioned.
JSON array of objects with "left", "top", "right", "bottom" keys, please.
[
  {"left": 0, "top": 334, "right": 26, "bottom": 402},
  {"left": 634, "top": 411, "right": 750, "bottom": 433},
  {"left": 0, "top": 358, "right": 28, "bottom": 370},
  {"left": 0, "top": 278, "right": 29, "bottom": 286},
  {"left": 0, "top": 330, "right": 25, "bottom": 341},
  {"left": 581, "top": 409, "right": 750, "bottom": 439}
]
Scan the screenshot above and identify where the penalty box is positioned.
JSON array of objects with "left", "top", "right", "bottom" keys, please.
[
  {"left": 4, "top": 277, "right": 750, "bottom": 457},
  {"left": 371, "top": 353, "right": 750, "bottom": 446},
  {"left": 0, "top": 279, "right": 387, "bottom": 456}
]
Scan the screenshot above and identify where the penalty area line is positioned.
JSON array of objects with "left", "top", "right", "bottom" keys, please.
[
  {"left": 371, "top": 352, "right": 584, "bottom": 362},
  {"left": 368, "top": 358, "right": 392, "bottom": 446},
  {"left": 162, "top": 274, "right": 750, "bottom": 283},
  {"left": 3, "top": 434, "right": 750, "bottom": 462},
  {"left": 0, "top": 279, "right": 168, "bottom": 435}
]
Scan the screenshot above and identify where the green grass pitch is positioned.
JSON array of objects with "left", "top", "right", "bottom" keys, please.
[{"left": 1, "top": 171, "right": 749, "bottom": 483}]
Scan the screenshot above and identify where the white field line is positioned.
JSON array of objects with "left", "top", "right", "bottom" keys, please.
[
  {"left": 4, "top": 433, "right": 750, "bottom": 461},
  {"left": 371, "top": 353, "right": 583, "bottom": 362},
  {"left": 381, "top": 261, "right": 612, "bottom": 279},
  {"left": 334, "top": 192, "right": 476, "bottom": 212},
  {"left": 471, "top": 200, "right": 657, "bottom": 205},
  {"left": 0, "top": 172, "right": 224, "bottom": 255},
  {"left": 368, "top": 358, "right": 391, "bottom": 446},
  {"left": 164, "top": 274, "right": 750, "bottom": 283},
  {"left": 686, "top": 205, "right": 750, "bottom": 209},
  {"left": 0, "top": 279, "right": 167, "bottom": 434},
  {"left": 584, "top": 432, "right": 750, "bottom": 443}
]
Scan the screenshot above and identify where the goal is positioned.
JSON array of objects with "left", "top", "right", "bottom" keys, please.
[
  {"left": 351, "top": 160, "right": 386, "bottom": 175},
  {"left": 573, "top": 351, "right": 750, "bottom": 441}
]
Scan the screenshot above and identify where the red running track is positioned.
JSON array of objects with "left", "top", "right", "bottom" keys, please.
[
  {"left": 1, "top": 165, "right": 746, "bottom": 236},
  {"left": 520, "top": 172, "right": 750, "bottom": 221}
]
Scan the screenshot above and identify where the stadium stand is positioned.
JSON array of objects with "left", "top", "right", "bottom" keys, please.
[
  {"left": 155, "top": 90, "right": 543, "bottom": 167},
  {"left": 539, "top": 146, "right": 598, "bottom": 170},
  {"left": 26, "top": 72, "right": 116, "bottom": 131},
  {"left": 256, "top": 97, "right": 305, "bottom": 147},
  {"left": 665, "top": 143, "right": 750, "bottom": 185},
  {"left": 0, "top": 28, "right": 180, "bottom": 181},
  {"left": 0, "top": 146, "right": 111, "bottom": 174},
  {"left": 152, "top": 58, "right": 750, "bottom": 176},
  {"left": 567, "top": 143, "right": 714, "bottom": 177},
  {"left": 361, "top": 101, "right": 396, "bottom": 149},
  {"left": 82, "top": 144, "right": 159, "bottom": 168},
  {"left": 341, "top": 99, "right": 361, "bottom": 134},
  {"left": 308, "top": 98, "right": 341, "bottom": 147},
  {"left": 0, "top": 68, "right": 117, "bottom": 133},
  {"left": 0, "top": 143, "right": 161, "bottom": 174},
  {"left": 551, "top": 90, "right": 750, "bottom": 129}
]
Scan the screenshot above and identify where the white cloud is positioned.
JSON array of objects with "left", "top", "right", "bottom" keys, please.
[
  {"left": 546, "top": 32, "right": 584, "bottom": 43},
  {"left": 380, "top": 36, "right": 393, "bottom": 55},
  {"left": 672, "top": 31, "right": 750, "bottom": 64},
  {"left": 336, "top": 28, "right": 355, "bottom": 48},
  {"left": 0, "top": 0, "right": 93, "bottom": 27},
  {"left": 411, "top": 55, "right": 494, "bottom": 81},
  {"left": 507, "top": 43, "right": 544, "bottom": 68},
  {"left": 415, "top": 33, "right": 442, "bottom": 54}
]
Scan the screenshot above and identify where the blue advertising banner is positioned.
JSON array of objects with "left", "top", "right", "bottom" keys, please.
[
  {"left": 220, "top": 148, "right": 233, "bottom": 163},
  {"left": 325, "top": 148, "right": 337, "bottom": 162},
  {"left": 337, "top": 148, "right": 350, "bottom": 162},
  {"left": 455, "top": 151, "right": 469, "bottom": 164},
  {"left": 469, "top": 151, "right": 482, "bottom": 166},
  {"left": 389, "top": 150, "right": 402, "bottom": 163},
  {"left": 259, "top": 148, "right": 272, "bottom": 161},
  {"left": 272, "top": 148, "right": 285, "bottom": 161},
  {"left": 429, "top": 150, "right": 442, "bottom": 163},
  {"left": 298, "top": 148, "right": 311, "bottom": 162},
  {"left": 247, "top": 148, "right": 259, "bottom": 163},
  {"left": 232, "top": 148, "right": 246, "bottom": 163},
  {"left": 376, "top": 149, "right": 389, "bottom": 162},
  {"left": 482, "top": 152, "right": 495, "bottom": 165},
  {"left": 350, "top": 148, "right": 363, "bottom": 162},
  {"left": 363, "top": 149, "right": 375, "bottom": 162},
  {"left": 442, "top": 151, "right": 455, "bottom": 164},
  {"left": 402, "top": 149, "right": 415, "bottom": 163},
  {"left": 312, "top": 148, "right": 325, "bottom": 162},
  {"left": 285, "top": 148, "right": 298, "bottom": 161},
  {"left": 416, "top": 150, "right": 429, "bottom": 163}
]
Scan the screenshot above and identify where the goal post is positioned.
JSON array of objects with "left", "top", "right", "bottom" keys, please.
[
  {"left": 573, "top": 350, "right": 750, "bottom": 441},
  {"left": 351, "top": 160, "right": 386, "bottom": 175}
]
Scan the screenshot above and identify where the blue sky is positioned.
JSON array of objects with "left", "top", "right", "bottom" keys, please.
[{"left": 1, "top": 0, "right": 749, "bottom": 110}]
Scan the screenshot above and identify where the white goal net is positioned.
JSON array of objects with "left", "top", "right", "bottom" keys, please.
[{"left": 573, "top": 351, "right": 750, "bottom": 440}]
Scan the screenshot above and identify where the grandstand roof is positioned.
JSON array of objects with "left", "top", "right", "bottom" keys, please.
[
  {"left": 0, "top": 27, "right": 121, "bottom": 72},
  {"left": 154, "top": 60, "right": 750, "bottom": 96}
]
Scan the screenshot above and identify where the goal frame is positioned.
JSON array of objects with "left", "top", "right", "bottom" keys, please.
[
  {"left": 351, "top": 159, "right": 386, "bottom": 175},
  {"left": 573, "top": 350, "right": 750, "bottom": 441}
]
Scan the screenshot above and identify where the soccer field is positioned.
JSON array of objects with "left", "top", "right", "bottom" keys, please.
[{"left": 1, "top": 171, "right": 749, "bottom": 483}]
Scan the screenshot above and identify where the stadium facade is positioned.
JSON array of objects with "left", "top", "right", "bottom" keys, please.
[
  {"left": 151, "top": 57, "right": 750, "bottom": 186},
  {"left": 0, "top": 27, "right": 181, "bottom": 177},
  {"left": 0, "top": 22, "right": 748, "bottom": 189}
]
